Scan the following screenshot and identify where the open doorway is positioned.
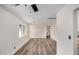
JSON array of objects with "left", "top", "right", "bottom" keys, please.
[{"left": 73, "top": 8, "right": 79, "bottom": 55}]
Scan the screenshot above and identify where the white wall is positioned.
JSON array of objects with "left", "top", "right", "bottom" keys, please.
[
  {"left": 0, "top": 7, "right": 29, "bottom": 55},
  {"left": 50, "top": 25, "right": 57, "bottom": 41},
  {"left": 57, "top": 5, "right": 79, "bottom": 55},
  {"left": 77, "top": 11, "right": 79, "bottom": 31},
  {"left": 29, "top": 25, "right": 46, "bottom": 38}
]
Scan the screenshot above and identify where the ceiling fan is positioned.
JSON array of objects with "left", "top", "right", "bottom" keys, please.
[{"left": 13, "top": 4, "right": 38, "bottom": 12}]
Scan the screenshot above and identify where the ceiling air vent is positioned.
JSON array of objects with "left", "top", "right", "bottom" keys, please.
[{"left": 48, "top": 18, "right": 56, "bottom": 19}]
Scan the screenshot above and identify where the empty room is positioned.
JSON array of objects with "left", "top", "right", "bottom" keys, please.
[{"left": 0, "top": 4, "right": 79, "bottom": 55}]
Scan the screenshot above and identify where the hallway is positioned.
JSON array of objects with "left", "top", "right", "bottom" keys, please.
[
  {"left": 15, "top": 38, "right": 56, "bottom": 55},
  {"left": 0, "top": 4, "right": 79, "bottom": 55}
]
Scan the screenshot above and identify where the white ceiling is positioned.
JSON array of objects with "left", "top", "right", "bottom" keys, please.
[{"left": 0, "top": 4, "right": 65, "bottom": 25}]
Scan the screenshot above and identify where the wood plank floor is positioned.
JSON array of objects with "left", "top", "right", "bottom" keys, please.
[{"left": 15, "top": 38, "right": 56, "bottom": 55}]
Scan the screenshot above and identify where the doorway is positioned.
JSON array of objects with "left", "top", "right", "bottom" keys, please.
[{"left": 73, "top": 8, "right": 79, "bottom": 55}]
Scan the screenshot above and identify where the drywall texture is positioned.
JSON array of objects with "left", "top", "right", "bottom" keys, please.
[
  {"left": 57, "top": 5, "right": 79, "bottom": 55},
  {"left": 29, "top": 24, "right": 57, "bottom": 42},
  {"left": 29, "top": 25, "right": 46, "bottom": 38},
  {"left": 50, "top": 25, "right": 57, "bottom": 41},
  {"left": 77, "top": 11, "right": 79, "bottom": 31},
  {"left": 0, "top": 7, "right": 29, "bottom": 55}
]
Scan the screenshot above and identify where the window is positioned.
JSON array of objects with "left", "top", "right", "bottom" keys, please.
[{"left": 19, "top": 24, "right": 25, "bottom": 38}]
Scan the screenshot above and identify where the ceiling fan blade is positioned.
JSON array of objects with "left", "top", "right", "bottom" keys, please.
[
  {"left": 31, "top": 4, "right": 38, "bottom": 12},
  {"left": 13, "top": 4, "right": 27, "bottom": 7},
  {"left": 14, "top": 4, "right": 20, "bottom": 6}
]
